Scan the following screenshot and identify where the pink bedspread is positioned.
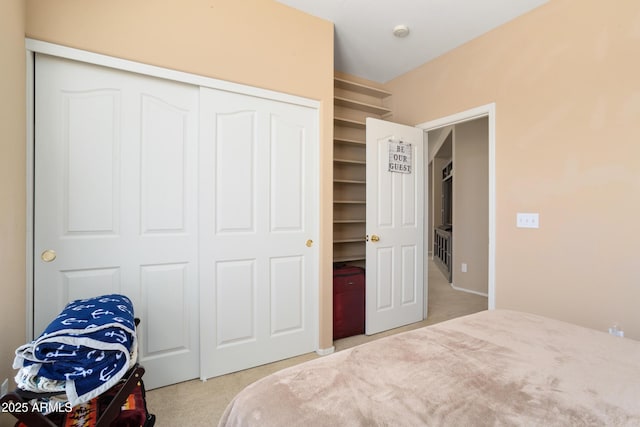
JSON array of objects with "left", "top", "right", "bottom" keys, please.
[{"left": 219, "top": 310, "right": 640, "bottom": 426}]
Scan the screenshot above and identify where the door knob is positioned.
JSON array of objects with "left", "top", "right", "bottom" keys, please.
[
  {"left": 41, "top": 249, "right": 57, "bottom": 262},
  {"left": 306, "top": 239, "right": 313, "bottom": 247},
  {"left": 370, "top": 235, "right": 380, "bottom": 242}
]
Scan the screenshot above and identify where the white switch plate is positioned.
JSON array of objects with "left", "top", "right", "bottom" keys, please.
[
  {"left": 461, "top": 263, "right": 467, "bottom": 273},
  {"left": 517, "top": 213, "right": 539, "bottom": 228}
]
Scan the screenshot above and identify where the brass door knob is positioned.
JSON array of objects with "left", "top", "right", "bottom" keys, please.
[
  {"left": 306, "top": 239, "right": 313, "bottom": 247},
  {"left": 370, "top": 235, "right": 380, "bottom": 242},
  {"left": 41, "top": 249, "right": 57, "bottom": 262}
]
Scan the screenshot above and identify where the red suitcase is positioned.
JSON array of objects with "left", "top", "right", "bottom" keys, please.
[{"left": 333, "top": 265, "right": 365, "bottom": 340}]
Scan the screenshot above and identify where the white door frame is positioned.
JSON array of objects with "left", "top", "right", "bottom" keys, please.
[
  {"left": 24, "top": 39, "right": 321, "bottom": 347},
  {"left": 416, "top": 103, "right": 496, "bottom": 309}
]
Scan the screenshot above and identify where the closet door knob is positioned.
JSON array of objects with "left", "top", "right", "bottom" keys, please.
[
  {"left": 306, "top": 239, "right": 313, "bottom": 247},
  {"left": 41, "top": 249, "right": 57, "bottom": 262},
  {"left": 370, "top": 235, "right": 380, "bottom": 242}
]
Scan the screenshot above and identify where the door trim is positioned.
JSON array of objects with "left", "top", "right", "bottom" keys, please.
[
  {"left": 416, "top": 103, "right": 496, "bottom": 310},
  {"left": 25, "top": 49, "right": 35, "bottom": 340}
]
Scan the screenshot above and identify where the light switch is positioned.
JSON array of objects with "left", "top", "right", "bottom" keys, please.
[{"left": 516, "top": 213, "right": 539, "bottom": 229}]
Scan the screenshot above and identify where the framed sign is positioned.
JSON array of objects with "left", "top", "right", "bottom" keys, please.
[{"left": 388, "top": 140, "right": 412, "bottom": 174}]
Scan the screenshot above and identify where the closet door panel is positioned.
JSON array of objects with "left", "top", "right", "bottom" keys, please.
[
  {"left": 200, "top": 87, "right": 318, "bottom": 379},
  {"left": 34, "top": 54, "right": 200, "bottom": 390},
  {"left": 215, "top": 111, "right": 257, "bottom": 233},
  {"left": 271, "top": 116, "right": 305, "bottom": 231},
  {"left": 64, "top": 90, "right": 120, "bottom": 233},
  {"left": 140, "top": 95, "right": 189, "bottom": 233}
]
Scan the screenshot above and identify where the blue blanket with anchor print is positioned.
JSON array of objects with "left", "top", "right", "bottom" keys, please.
[{"left": 14, "top": 294, "right": 137, "bottom": 407}]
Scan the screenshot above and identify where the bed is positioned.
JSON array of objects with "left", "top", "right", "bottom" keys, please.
[{"left": 218, "top": 310, "right": 640, "bottom": 426}]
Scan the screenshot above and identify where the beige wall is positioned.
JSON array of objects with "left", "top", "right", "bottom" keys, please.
[
  {"left": 0, "top": 1, "right": 26, "bottom": 425},
  {"left": 387, "top": 0, "right": 640, "bottom": 339},
  {"left": 452, "top": 119, "right": 489, "bottom": 295},
  {"left": 22, "top": 0, "right": 334, "bottom": 351}
]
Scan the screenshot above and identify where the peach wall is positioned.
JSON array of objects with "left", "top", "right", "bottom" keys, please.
[
  {"left": 25, "top": 0, "right": 335, "bottom": 348},
  {"left": 386, "top": 0, "right": 640, "bottom": 339},
  {"left": 26, "top": 0, "right": 332, "bottom": 101},
  {"left": 0, "top": 1, "right": 26, "bottom": 425}
]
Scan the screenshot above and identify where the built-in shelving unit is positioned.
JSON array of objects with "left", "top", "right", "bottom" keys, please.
[{"left": 333, "top": 76, "right": 391, "bottom": 265}]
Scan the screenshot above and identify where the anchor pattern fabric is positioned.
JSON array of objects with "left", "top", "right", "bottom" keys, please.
[{"left": 14, "top": 294, "right": 137, "bottom": 407}]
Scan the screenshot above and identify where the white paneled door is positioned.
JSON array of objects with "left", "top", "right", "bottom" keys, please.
[
  {"left": 366, "top": 118, "right": 425, "bottom": 335},
  {"left": 199, "top": 87, "right": 318, "bottom": 379},
  {"left": 34, "top": 54, "right": 200, "bottom": 389}
]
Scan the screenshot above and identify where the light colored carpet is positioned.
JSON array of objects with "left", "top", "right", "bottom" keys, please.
[{"left": 145, "top": 260, "right": 487, "bottom": 426}]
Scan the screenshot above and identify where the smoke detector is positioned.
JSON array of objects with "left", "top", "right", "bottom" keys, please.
[{"left": 393, "top": 24, "right": 410, "bottom": 38}]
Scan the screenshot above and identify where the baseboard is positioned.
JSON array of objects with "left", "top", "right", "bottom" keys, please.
[
  {"left": 450, "top": 283, "right": 488, "bottom": 298},
  {"left": 316, "top": 346, "right": 335, "bottom": 356}
]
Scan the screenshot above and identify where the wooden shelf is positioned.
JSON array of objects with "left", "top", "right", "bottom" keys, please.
[
  {"left": 334, "top": 179, "right": 366, "bottom": 185},
  {"left": 334, "top": 96, "right": 391, "bottom": 116},
  {"left": 334, "top": 137, "right": 365, "bottom": 146},
  {"left": 333, "top": 238, "right": 366, "bottom": 244},
  {"left": 333, "top": 255, "right": 366, "bottom": 263},
  {"left": 333, "top": 200, "right": 366, "bottom": 204},
  {"left": 334, "top": 77, "right": 391, "bottom": 98},
  {"left": 334, "top": 158, "right": 366, "bottom": 165},
  {"left": 334, "top": 117, "right": 366, "bottom": 129},
  {"left": 334, "top": 219, "right": 365, "bottom": 224}
]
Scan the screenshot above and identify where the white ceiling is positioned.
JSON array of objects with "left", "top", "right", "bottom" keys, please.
[{"left": 276, "top": 0, "right": 548, "bottom": 83}]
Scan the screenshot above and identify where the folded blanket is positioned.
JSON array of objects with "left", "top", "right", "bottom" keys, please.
[{"left": 14, "top": 294, "right": 137, "bottom": 407}]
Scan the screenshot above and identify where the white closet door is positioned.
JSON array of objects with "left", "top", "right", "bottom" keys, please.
[
  {"left": 199, "top": 87, "right": 319, "bottom": 379},
  {"left": 34, "top": 54, "right": 200, "bottom": 389}
]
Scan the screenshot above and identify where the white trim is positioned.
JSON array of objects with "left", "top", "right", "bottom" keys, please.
[
  {"left": 450, "top": 283, "right": 489, "bottom": 298},
  {"left": 25, "top": 38, "right": 320, "bottom": 109},
  {"left": 316, "top": 346, "right": 335, "bottom": 356},
  {"left": 423, "top": 132, "right": 430, "bottom": 320},
  {"left": 416, "top": 103, "right": 496, "bottom": 310},
  {"left": 417, "top": 104, "right": 492, "bottom": 130},
  {"left": 25, "top": 49, "right": 35, "bottom": 341}
]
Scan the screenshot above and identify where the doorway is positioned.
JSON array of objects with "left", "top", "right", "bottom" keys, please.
[{"left": 418, "top": 103, "right": 496, "bottom": 310}]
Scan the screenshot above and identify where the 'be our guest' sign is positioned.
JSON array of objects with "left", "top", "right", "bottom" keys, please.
[{"left": 388, "top": 141, "right": 412, "bottom": 174}]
